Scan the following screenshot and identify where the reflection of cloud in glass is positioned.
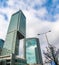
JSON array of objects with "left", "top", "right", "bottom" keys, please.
[
  {"left": 26, "top": 39, "right": 37, "bottom": 63},
  {"left": 26, "top": 47, "right": 36, "bottom": 63},
  {"left": 26, "top": 39, "right": 37, "bottom": 48},
  {"left": 27, "top": 45, "right": 37, "bottom": 49},
  {"left": 26, "top": 45, "right": 37, "bottom": 56}
]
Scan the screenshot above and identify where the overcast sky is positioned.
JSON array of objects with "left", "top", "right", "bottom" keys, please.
[{"left": 0, "top": 0, "right": 59, "bottom": 60}]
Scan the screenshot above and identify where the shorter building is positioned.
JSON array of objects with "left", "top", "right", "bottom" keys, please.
[
  {"left": 0, "top": 39, "right": 4, "bottom": 55},
  {"left": 25, "top": 38, "right": 43, "bottom": 65}
]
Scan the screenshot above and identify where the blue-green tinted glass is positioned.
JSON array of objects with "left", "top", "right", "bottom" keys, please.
[
  {"left": 26, "top": 39, "right": 37, "bottom": 64},
  {"left": 0, "top": 39, "right": 4, "bottom": 48}
]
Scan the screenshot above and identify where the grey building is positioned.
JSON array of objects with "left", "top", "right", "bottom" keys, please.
[{"left": 25, "top": 38, "right": 43, "bottom": 65}]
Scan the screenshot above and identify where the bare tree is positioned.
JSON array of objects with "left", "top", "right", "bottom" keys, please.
[{"left": 43, "top": 43, "right": 59, "bottom": 65}]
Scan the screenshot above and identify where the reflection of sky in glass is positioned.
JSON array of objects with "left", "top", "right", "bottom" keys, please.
[
  {"left": 19, "top": 39, "right": 24, "bottom": 58},
  {"left": 26, "top": 39, "right": 37, "bottom": 64}
]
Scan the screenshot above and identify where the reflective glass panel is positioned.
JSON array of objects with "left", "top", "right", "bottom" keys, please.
[{"left": 26, "top": 38, "right": 37, "bottom": 64}]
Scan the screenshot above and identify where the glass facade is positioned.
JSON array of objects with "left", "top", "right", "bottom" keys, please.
[
  {"left": 1, "top": 10, "right": 26, "bottom": 56},
  {"left": 25, "top": 38, "right": 43, "bottom": 64},
  {"left": 0, "top": 39, "right": 4, "bottom": 48},
  {"left": 8, "top": 10, "right": 26, "bottom": 38},
  {"left": 0, "top": 10, "right": 26, "bottom": 65},
  {"left": 0, "top": 39, "right": 4, "bottom": 55},
  {"left": 26, "top": 39, "right": 37, "bottom": 63}
]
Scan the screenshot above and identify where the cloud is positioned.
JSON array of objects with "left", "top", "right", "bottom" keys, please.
[
  {"left": 0, "top": 15, "right": 9, "bottom": 40},
  {"left": 0, "top": 12, "right": 8, "bottom": 21},
  {"left": 1, "top": 0, "right": 59, "bottom": 22},
  {"left": 32, "top": 0, "right": 59, "bottom": 21}
]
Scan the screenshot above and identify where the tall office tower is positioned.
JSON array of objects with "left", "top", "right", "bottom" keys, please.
[
  {"left": 1, "top": 10, "right": 26, "bottom": 56},
  {"left": 0, "top": 39, "right": 4, "bottom": 55},
  {"left": 25, "top": 38, "right": 43, "bottom": 65},
  {"left": 0, "top": 10, "right": 26, "bottom": 65}
]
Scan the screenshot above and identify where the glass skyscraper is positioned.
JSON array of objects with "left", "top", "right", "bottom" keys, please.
[
  {"left": 25, "top": 38, "right": 43, "bottom": 64},
  {"left": 0, "top": 10, "right": 27, "bottom": 65},
  {"left": 1, "top": 10, "right": 26, "bottom": 56}
]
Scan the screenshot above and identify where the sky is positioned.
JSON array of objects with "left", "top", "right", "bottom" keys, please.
[{"left": 0, "top": 0, "right": 59, "bottom": 61}]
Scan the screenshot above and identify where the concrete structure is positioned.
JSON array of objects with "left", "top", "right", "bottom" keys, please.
[
  {"left": 0, "top": 10, "right": 26, "bottom": 65},
  {"left": 0, "top": 39, "right": 4, "bottom": 55},
  {"left": 25, "top": 38, "right": 43, "bottom": 65}
]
